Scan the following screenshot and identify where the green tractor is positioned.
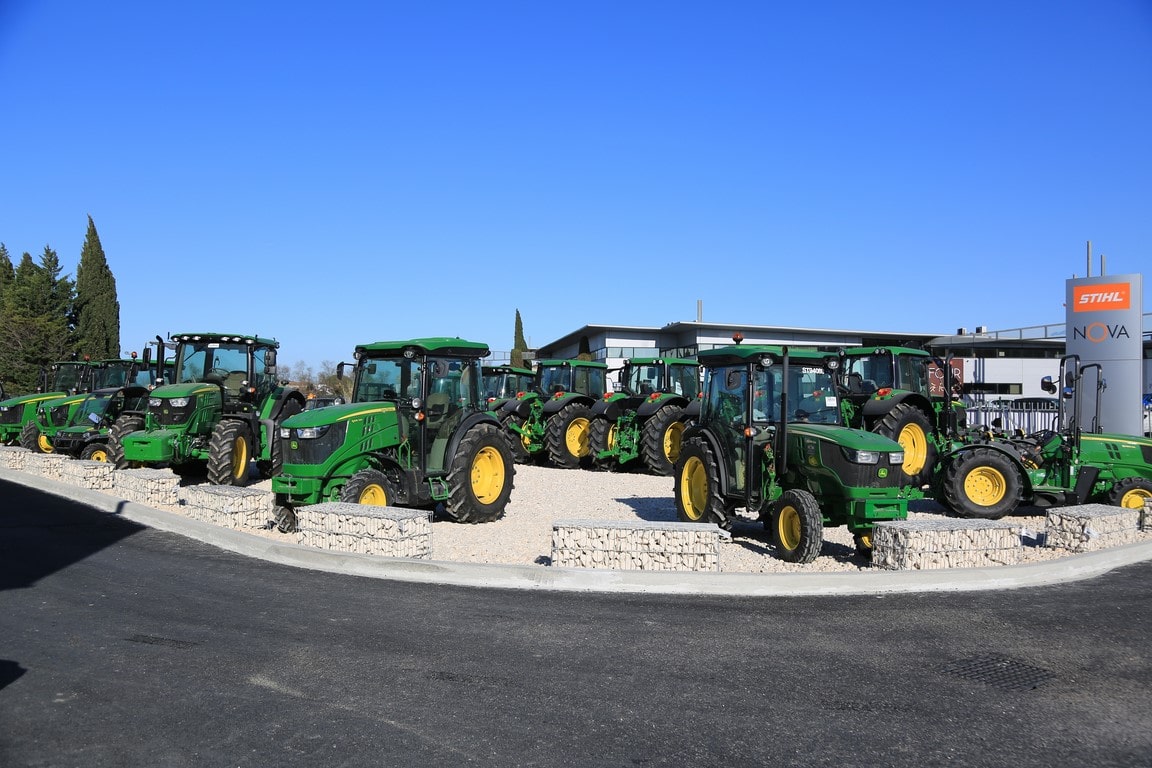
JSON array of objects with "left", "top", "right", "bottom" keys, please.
[
  {"left": 838, "top": 346, "right": 966, "bottom": 488},
  {"left": 497, "top": 358, "right": 608, "bottom": 468},
  {"left": 108, "top": 333, "right": 305, "bottom": 485},
  {"left": 50, "top": 383, "right": 154, "bottom": 462},
  {"left": 934, "top": 354, "right": 1152, "bottom": 519},
  {"left": 674, "top": 343, "right": 911, "bottom": 563},
  {"left": 482, "top": 364, "right": 536, "bottom": 413},
  {"left": 589, "top": 357, "right": 700, "bottom": 475},
  {"left": 271, "top": 337, "right": 514, "bottom": 527},
  {"left": 0, "top": 358, "right": 98, "bottom": 447},
  {"left": 22, "top": 353, "right": 155, "bottom": 454}
]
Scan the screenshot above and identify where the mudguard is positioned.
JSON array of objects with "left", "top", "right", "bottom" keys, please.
[{"left": 636, "top": 394, "right": 688, "bottom": 419}]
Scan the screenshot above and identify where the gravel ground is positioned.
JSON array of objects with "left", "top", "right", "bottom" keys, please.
[{"left": 211, "top": 463, "right": 1149, "bottom": 573}]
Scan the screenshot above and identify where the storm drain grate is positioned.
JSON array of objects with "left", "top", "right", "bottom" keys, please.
[
  {"left": 940, "top": 654, "right": 1056, "bottom": 691},
  {"left": 126, "top": 634, "right": 199, "bottom": 650}
]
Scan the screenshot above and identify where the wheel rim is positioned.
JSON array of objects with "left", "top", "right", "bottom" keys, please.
[
  {"left": 231, "top": 436, "right": 248, "bottom": 479},
  {"left": 359, "top": 483, "right": 389, "bottom": 505},
  {"left": 964, "top": 465, "right": 1006, "bottom": 506},
  {"left": 777, "top": 505, "right": 801, "bottom": 552},
  {"left": 470, "top": 445, "right": 506, "bottom": 504},
  {"left": 1120, "top": 487, "right": 1152, "bottom": 509},
  {"left": 38, "top": 434, "right": 53, "bottom": 453},
  {"left": 897, "top": 422, "right": 928, "bottom": 474},
  {"left": 856, "top": 532, "right": 873, "bottom": 550},
  {"left": 89, "top": 447, "right": 109, "bottom": 463},
  {"left": 565, "top": 417, "right": 590, "bottom": 457},
  {"left": 606, "top": 424, "right": 618, "bottom": 451},
  {"left": 680, "top": 456, "right": 707, "bottom": 521},
  {"left": 663, "top": 422, "right": 685, "bottom": 462}
]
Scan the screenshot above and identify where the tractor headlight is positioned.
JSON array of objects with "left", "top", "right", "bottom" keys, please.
[
  {"left": 295, "top": 425, "right": 330, "bottom": 439},
  {"left": 167, "top": 397, "right": 191, "bottom": 408},
  {"left": 842, "top": 448, "right": 881, "bottom": 464},
  {"left": 149, "top": 397, "right": 163, "bottom": 408},
  {"left": 889, "top": 451, "right": 904, "bottom": 465}
]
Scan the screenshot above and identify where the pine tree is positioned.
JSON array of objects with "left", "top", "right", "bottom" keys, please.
[
  {"left": 75, "top": 216, "right": 121, "bottom": 358},
  {"left": 511, "top": 309, "right": 529, "bottom": 368},
  {"left": 0, "top": 248, "right": 75, "bottom": 393}
]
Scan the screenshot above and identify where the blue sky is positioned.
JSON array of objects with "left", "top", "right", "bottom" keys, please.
[{"left": 1, "top": 1, "right": 1149, "bottom": 371}]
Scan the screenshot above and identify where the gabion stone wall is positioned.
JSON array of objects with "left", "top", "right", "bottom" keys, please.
[
  {"left": 294, "top": 503, "right": 432, "bottom": 559},
  {"left": 113, "top": 468, "right": 182, "bottom": 508},
  {"left": 1046, "top": 504, "right": 1143, "bottom": 552},
  {"left": 178, "top": 484, "right": 277, "bottom": 529},
  {"left": 872, "top": 519, "right": 1023, "bottom": 570},
  {"left": 0, "top": 446, "right": 27, "bottom": 470},
  {"left": 551, "top": 520, "right": 728, "bottom": 571},
  {"left": 20, "top": 453, "right": 67, "bottom": 480},
  {"left": 60, "top": 459, "right": 116, "bottom": 490}
]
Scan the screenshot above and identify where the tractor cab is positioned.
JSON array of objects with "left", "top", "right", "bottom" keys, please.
[{"left": 481, "top": 365, "right": 536, "bottom": 410}]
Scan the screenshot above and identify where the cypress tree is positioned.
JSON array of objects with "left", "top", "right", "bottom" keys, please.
[
  {"left": 75, "top": 216, "right": 121, "bottom": 358},
  {"left": 511, "top": 309, "right": 529, "bottom": 368}
]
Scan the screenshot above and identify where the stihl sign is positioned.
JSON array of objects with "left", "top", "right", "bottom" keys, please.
[{"left": 1072, "top": 283, "right": 1130, "bottom": 312}]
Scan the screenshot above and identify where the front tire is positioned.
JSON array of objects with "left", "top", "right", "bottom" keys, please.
[
  {"left": 874, "top": 403, "right": 936, "bottom": 486},
  {"left": 1108, "top": 477, "right": 1152, "bottom": 509},
  {"left": 545, "top": 402, "right": 593, "bottom": 469},
  {"left": 641, "top": 404, "right": 685, "bottom": 476},
  {"left": 444, "top": 423, "right": 515, "bottom": 523},
  {"left": 500, "top": 413, "right": 532, "bottom": 464},
  {"left": 674, "top": 438, "right": 731, "bottom": 529},
  {"left": 207, "top": 421, "right": 252, "bottom": 486},
  {"left": 942, "top": 448, "right": 1022, "bottom": 519},
  {"left": 258, "top": 399, "right": 303, "bottom": 479},
  {"left": 771, "top": 489, "right": 824, "bottom": 564},
  {"left": 340, "top": 468, "right": 396, "bottom": 506},
  {"left": 80, "top": 443, "right": 110, "bottom": 462},
  {"left": 589, "top": 417, "right": 616, "bottom": 470},
  {"left": 107, "top": 414, "right": 145, "bottom": 469},
  {"left": 20, "top": 421, "right": 42, "bottom": 452}
]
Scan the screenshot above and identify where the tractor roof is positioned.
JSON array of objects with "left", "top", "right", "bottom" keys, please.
[
  {"left": 841, "top": 345, "right": 929, "bottom": 357},
  {"left": 624, "top": 357, "right": 698, "bottom": 366},
  {"left": 696, "top": 345, "right": 833, "bottom": 368},
  {"left": 535, "top": 359, "right": 608, "bottom": 369},
  {"left": 355, "top": 337, "right": 490, "bottom": 358},
  {"left": 171, "top": 332, "right": 279, "bottom": 348},
  {"left": 483, "top": 365, "right": 535, "bottom": 376}
]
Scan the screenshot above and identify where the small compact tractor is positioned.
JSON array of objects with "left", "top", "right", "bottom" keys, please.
[
  {"left": 674, "top": 342, "right": 911, "bottom": 563},
  {"left": 108, "top": 333, "right": 305, "bottom": 485},
  {"left": 589, "top": 357, "right": 699, "bottom": 475},
  {"left": 272, "top": 337, "right": 514, "bottom": 527},
  {"left": 0, "top": 358, "right": 99, "bottom": 448},
  {"left": 497, "top": 359, "right": 608, "bottom": 468},
  {"left": 934, "top": 354, "right": 1152, "bottom": 519},
  {"left": 50, "top": 384, "right": 153, "bottom": 462},
  {"left": 481, "top": 364, "right": 536, "bottom": 413}
]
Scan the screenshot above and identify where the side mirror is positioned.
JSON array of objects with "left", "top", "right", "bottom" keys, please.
[
  {"left": 337, "top": 362, "right": 348, "bottom": 380},
  {"left": 1040, "top": 376, "right": 1056, "bottom": 395}
]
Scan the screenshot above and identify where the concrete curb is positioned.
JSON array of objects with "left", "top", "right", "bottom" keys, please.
[{"left": 5, "top": 466, "right": 1152, "bottom": 596}]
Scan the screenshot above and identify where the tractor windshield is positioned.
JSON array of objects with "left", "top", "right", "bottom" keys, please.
[
  {"left": 72, "top": 390, "right": 115, "bottom": 426},
  {"left": 353, "top": 358, "right": 408, "bottom": 402},
  {"left": 483, "top": 371, "right": 533, "bottom": 400},
  {"left": 625, "top": 364, "right": 663, "bottom": 395},
  {"left": 51, "top": 363, "right": 89, "bottom": 393},
  {"left": 844, "top": 355, "right": 894, "bottom": 394},
  {"left": 93, "top": 362, "right": 134, "bottom": 389},
  {"left": 791, "top": 365, "right": 840, "bottom": 424},
  {"left": 176, "top": 341, "right": 252, "bottom": 383},
  {"left": 669, "top": 364, "right": 699, "bottom": 398},
  {"left": 538, "top": 365, "right": 571, "bottom": 394}
]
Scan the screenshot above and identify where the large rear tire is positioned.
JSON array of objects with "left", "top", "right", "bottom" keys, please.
[
  {"left": 107, "top": 414, "right": 145, "bottom": 469},
  {"left": 1108, "top": 477, "right": 1152, "bottom": 509},
  {"left": 874, "top": 402, "right": 936, "bottom": 487},
  {"left": 942, "top": 447, "right": 1022, "bottom": 519},
  {"left": 641, "top": 404, "right": 685, "bottom": 476},
  {"left": 207, "top": 420, "right": 252, "bottom": 486},
  {"left": 674, "top": 438, "right": 731, "bottom": 529},
  {"left": 444, "top": 422, "right": 515, "bottom": 523},
  {"left": 771, "top": 488, "right": 824, "bottom": 564},
  {"left": 545, "top": 402, "right": 593, "bottom": 469},
  {"left": 340, "top": 468, "right": 396, "bottom": 506}
]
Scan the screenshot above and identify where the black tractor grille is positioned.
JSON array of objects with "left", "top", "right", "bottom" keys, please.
[
  {"left": 152, "top": 401, "right": 195, "bottom": 427},
  {"left": 0, "top": 408, "right": 21, "bottom": 426},
  {"left": 821, "top": 442, "right": 905, "bottom": 489},
  {"left": 284, "top": 422, "right": 348, "bottom": 465}
]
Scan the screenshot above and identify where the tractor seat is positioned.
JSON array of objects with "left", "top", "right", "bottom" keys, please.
[{"left": 224, "top": 371, "right": 248, "bottom": 396}]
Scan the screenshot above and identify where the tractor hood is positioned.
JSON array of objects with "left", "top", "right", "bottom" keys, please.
[
  {"left": 149, "top": 383, "right": 221, "bottom": 399},
  {"left": 787, "top": 422, "right": 905, "bottom": 452},
  {"left": 283, "top": 401, "right": 398, "bottom": 429},
  {"left": 0, "top": 392, "right": 69, "bottom": 410}
]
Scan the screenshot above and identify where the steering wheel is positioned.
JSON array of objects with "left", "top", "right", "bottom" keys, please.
[{"left": 204, "top": 367, "right": 230, "bottom": 382}]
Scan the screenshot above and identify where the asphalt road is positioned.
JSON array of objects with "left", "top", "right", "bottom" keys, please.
[{"left": 2, "top": 478, "right": 1151, "bottom": 767}]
